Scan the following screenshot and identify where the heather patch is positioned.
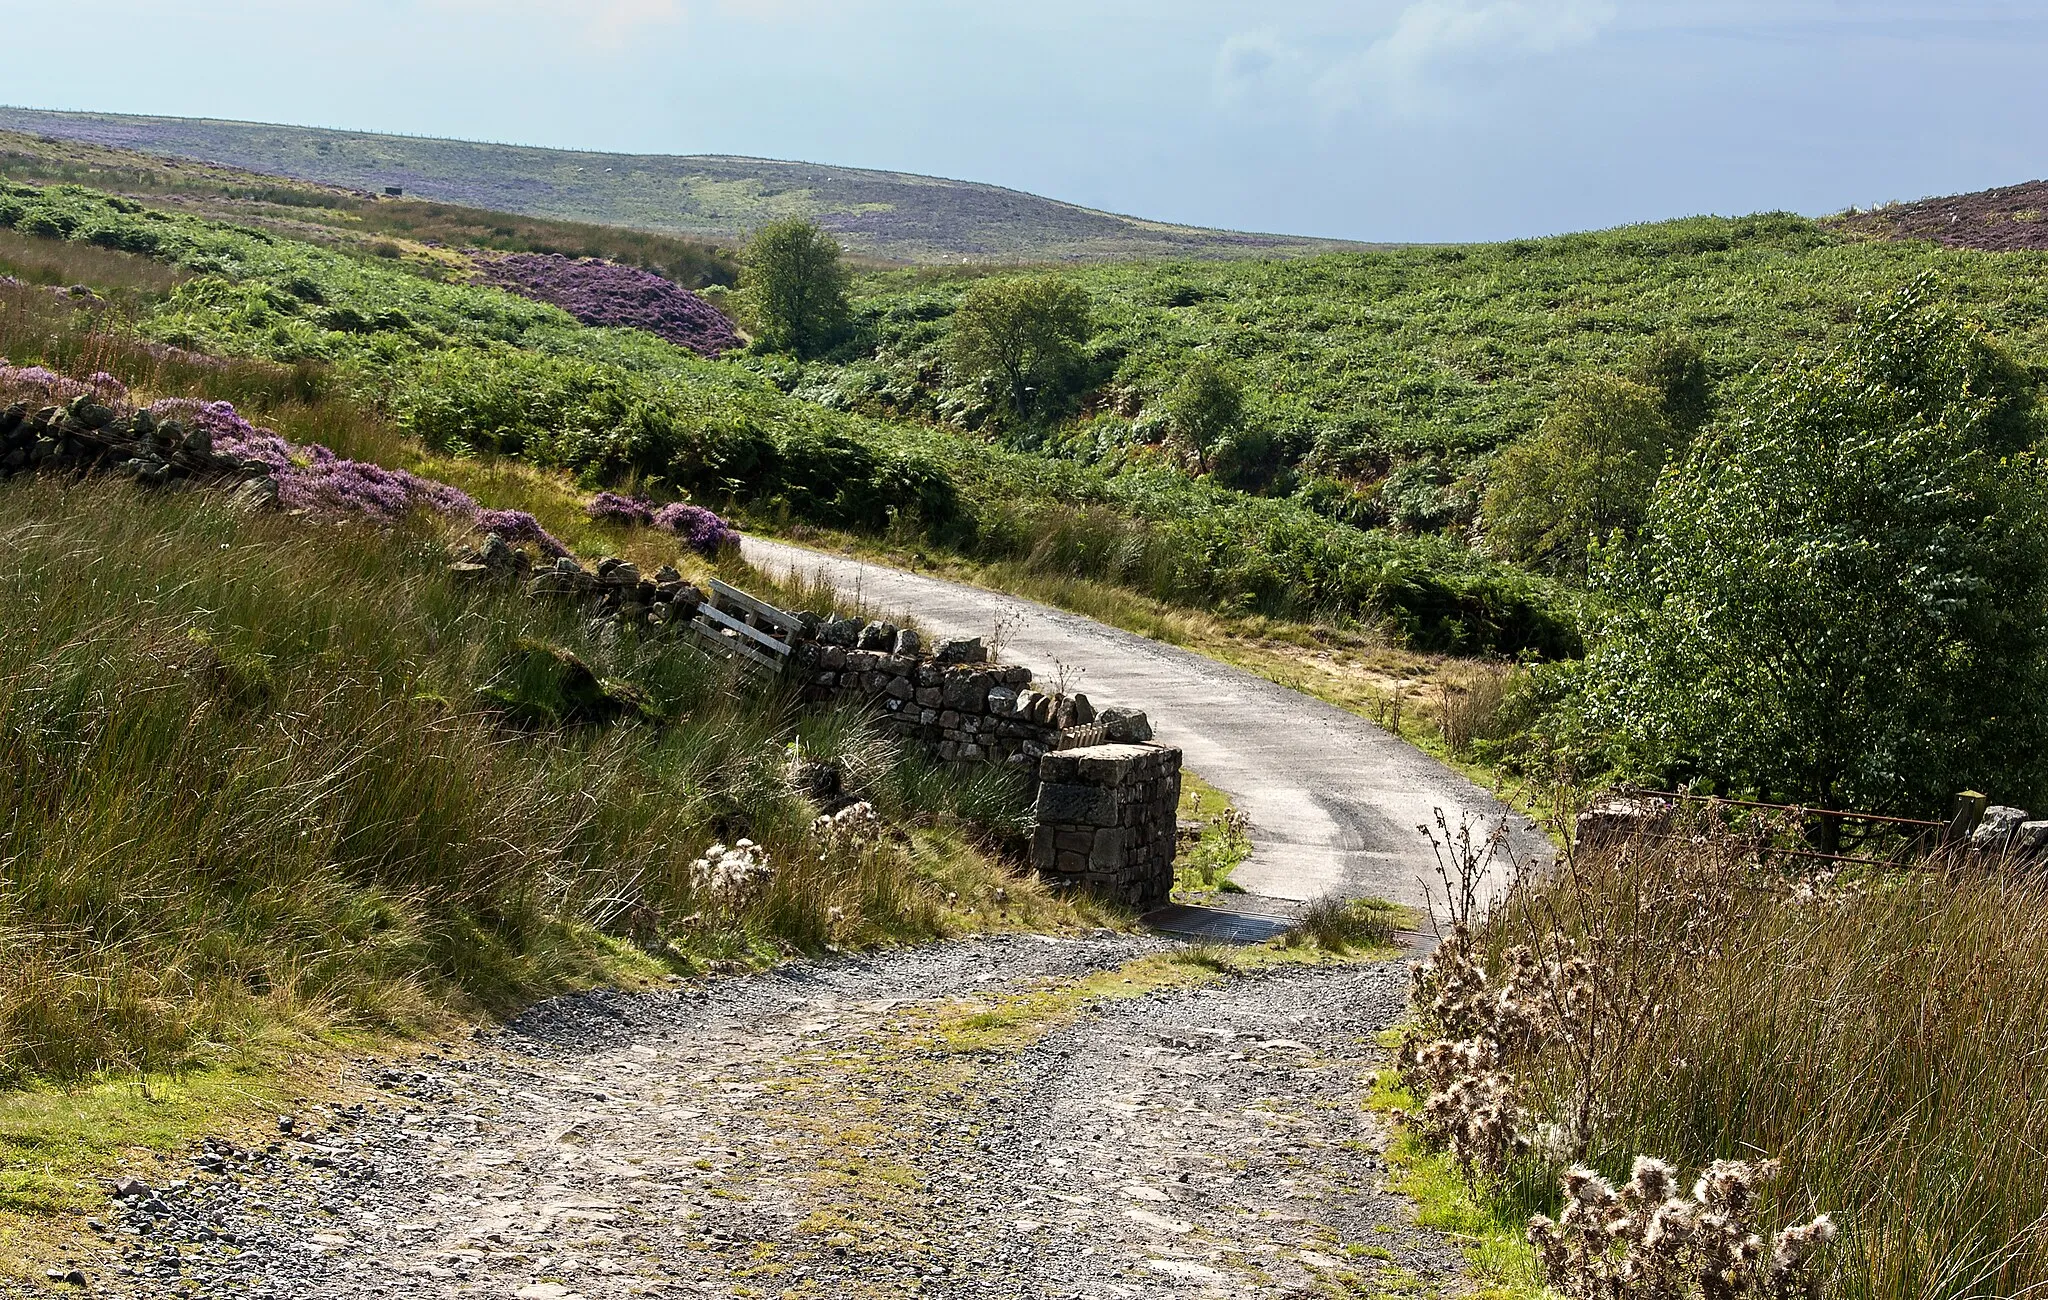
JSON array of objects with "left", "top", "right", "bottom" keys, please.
[
  {"left": 584, "top": 490, "right": 739, "bottom": 556},
  {"left": 654, "top": 501, "right": 740, "bottom": 555},
  {"left": 475, "top": 252, "right": 739, "bottom": 357},
  {"left": 135, "top": 393, "right": 571, "bottom": 555},
  {"left": 585, "top": 490, "right": 654, "bottom": 526}
]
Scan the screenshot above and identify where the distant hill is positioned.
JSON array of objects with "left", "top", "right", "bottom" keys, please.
[
  {"left": 0, "top": 107, "right": 1364, "bottom": 265},
  {"left": 1832, "top": 179, "right": 2048, "bottom": 253}
]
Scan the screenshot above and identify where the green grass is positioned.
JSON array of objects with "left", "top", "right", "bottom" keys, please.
[
  {"left": 1363, "top": 1072, "right": 1547, "bottom": 1300},
  {"left": 0, "top": 474, "right": 1085, "bottom": 1084},
  {"left": 827, "top": 212, "right": 2048, "bottom": 523},
  {"left": 0, "top": 179, "right": 1577, "bottom": 654},
  {"left": 1174, "top": 769, "right": 1251, "bottom": 896},
  {"left": 0, "top": 128, "right": 740, "bottom": 288}
]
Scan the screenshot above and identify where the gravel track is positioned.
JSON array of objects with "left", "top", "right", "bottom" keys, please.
[
  {"left": 82, "top": 936, "right": 1459, "bottom": 1299},
  {"left": 741, "top": 536, "right": 1549, "bottom": 909}
]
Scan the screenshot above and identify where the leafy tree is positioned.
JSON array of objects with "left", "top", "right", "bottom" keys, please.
[
  {"left": 947, "top": 275, "right": 1092, "bottom": 426},
  {"left": 1164, "top": 354, "right": 1244, "bottom": 472},
  {"left": 1481, "top": 375, "right": 1676, "bottom": 579},
  {"left": 1632, "top": 331, "right": 1715, "bottom": 435},
  {"left": 1574, "top": 283, "right": 2048, "bottom": 826},
  {"left": 736, "top": 217, "right": 851, "bottom": 359}
]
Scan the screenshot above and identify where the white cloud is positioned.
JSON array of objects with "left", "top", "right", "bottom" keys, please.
[
  {"left": 1216, "top": 0, "right": 1618, "bottom": 121},
  {"left": 1212, "top": 30, "right": 1315, "bottom": 116}
]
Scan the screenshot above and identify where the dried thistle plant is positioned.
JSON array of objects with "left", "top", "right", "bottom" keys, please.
[
  {"left": 1397, "top": 919, "right": 1605, "bottom": 1178},
  {"left": 1528, "top": 1156, "right": 1835, "bottom": 1300}
]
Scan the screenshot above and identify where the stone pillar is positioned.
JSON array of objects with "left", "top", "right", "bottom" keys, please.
[{"left": 1031, "top": 743, "right": 1181, "bottom": 910}]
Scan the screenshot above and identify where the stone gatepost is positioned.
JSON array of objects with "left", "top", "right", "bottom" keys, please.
[{"left": 1031, "top": 743, "right": 1182, "bottom": 910}]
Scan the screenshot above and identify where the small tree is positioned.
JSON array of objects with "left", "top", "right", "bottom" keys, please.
[
  {"left": 1575, "top": 282, "right": 2048, "bottom": 823},
  {"left": 1631, "top": 331, "right": 1715, "bottom": 435},
  {"left": 947, "top": 275, "right": 1092, "bottom": 427},
  {"left": 736, "top": 217, "right": 851, "bottom": 359},
  {"left": 1482, "top": 375, "right": 1676, "bottom": 580},
  {"left": 1164, "top": 354, "right": 1244, "bottom": 471}
]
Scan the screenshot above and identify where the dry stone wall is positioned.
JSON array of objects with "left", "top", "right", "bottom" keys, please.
[
  {"left": 1032, "top": 744, "right": 1182, "bottom": 911},
  {"left": 787, "top": 617, "right": 1179, "bottom": 910},
  {"left": 1, "top": 394, "right": 273, "bottom": 495},
  {"left": 788, "top": 621, "right": 1152, "bottom": 770}
]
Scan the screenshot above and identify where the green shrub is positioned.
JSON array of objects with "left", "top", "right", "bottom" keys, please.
[
  {"left": 947, "top": 273, "right": 1094, "bottom": 427},
  {"left": 736, "top": 216, "right": 852, "bottom": 359},
  {"left": 1572, "top": 283, "right": 2048, "bottom": 820},
  {"left": 1481, "top": 374, "right": 1677, "bottom": 579}
]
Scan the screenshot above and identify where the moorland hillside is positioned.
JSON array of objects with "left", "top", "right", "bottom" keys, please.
[{"left": 0, "top": 107, "right": 1364, "bottom": 264}]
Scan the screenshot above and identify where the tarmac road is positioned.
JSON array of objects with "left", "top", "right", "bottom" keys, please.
[{"left": 742, "top": 536, "right": 1550, "bottom": 912}]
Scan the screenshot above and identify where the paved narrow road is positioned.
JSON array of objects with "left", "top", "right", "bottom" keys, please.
[{"left": 741, "top": 537, "right": 1549, "bottom": 910}]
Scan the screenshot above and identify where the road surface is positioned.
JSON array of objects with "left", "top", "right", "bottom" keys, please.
[{"left": 742, "top": 537, "right": 1549, "bottom": 912}]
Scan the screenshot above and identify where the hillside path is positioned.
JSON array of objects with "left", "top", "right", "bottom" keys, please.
[
  {"left": 741, "top": 537, "right": 1548, "bottom": 910},
  {"left": 93, "top": 937, "right": 1463, "bottom": 1300}
]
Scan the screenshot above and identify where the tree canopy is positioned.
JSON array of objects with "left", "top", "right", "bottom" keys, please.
[
  {"left": 947, "top": 274, "right": 1093, "bottom": 427},
  {"left": 736, "top": 217, "right": 851, "bottom": 359},
  {"left": 1573, "top": 282, "right": 2048, "bottom": 818},
  {"left": 1482, "top": 374, "right": 1677, "bottom": 580}
]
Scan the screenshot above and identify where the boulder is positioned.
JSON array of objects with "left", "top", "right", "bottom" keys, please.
[
  {"left": 1099, "top": 707, "right": 1152, "bottom": 743},
  {"left": 1972, "top": 805, "right": 2029, "bottom": 851},
  {"left": 2014, "top": 820, "right": 2048, "bottom": 855}
]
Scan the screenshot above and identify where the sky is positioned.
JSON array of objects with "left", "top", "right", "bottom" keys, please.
[{"left": 1, "top": 0, "right": 2043, "bottom": 243}]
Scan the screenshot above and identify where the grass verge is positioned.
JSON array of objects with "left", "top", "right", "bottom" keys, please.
[{"left": 1363, "top": 1069, "right": 1547, "bottom": 1300}]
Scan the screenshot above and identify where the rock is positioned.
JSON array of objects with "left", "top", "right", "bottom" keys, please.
[
  {"left": 818, "top": 618, "right": 863, "bottom": 647},
  {"left": 111, "top": 1177, "right": 151, "bottom": 1201},
  {"left": 859, "top": 621, "right": 897, "bottom": 651},
  {"left": 893, "top": 628, "right": 922, "bottom": 657},
  {"left": 477, "top": 532, "right": 516, "bottom": 569},
  {"left": 1099, "top": 707, "right": 1153, "bottom": 743},
  {"left": 224, "top": 476, "right": 279, "bottom": 512},
  {"left": 1069, "top": 693, "right": 1096, "bottom": 725},
  {"left": 1972, "top": 805, "right": 2029, "bottom": 851},
  {"left": 934, "top": 637, "right": 986, "bottom": 665},
  {"left": 653, "top": 564, "right": 682, "bottom": 585},
  {"left": 66, "top": 394, "right": 116, "bottom": 430},
  {"left": 2015, "top": 820, "right": 2048, "bottom": 855}
]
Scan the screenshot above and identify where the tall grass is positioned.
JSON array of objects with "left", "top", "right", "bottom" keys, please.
[
  {"left": 1478, "top": 827, "right": 2048, "bottom": 1300},
  {"left": 0, "top": 476, "right": 1059, "bottom": 1088}
]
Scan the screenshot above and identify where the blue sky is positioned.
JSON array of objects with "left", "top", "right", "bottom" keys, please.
[{"left": 2, "top": 0, "right": 2042, "bottom": 242}]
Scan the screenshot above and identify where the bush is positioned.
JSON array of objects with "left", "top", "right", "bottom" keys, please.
[
  {"left": 1573, "top": 283, "right": 2048, "bottom": 820},
  {"left": 947, "top": 274, "right": 1094, "bottom": 427},
  {"left": 1163, "top": 353, "right": 1243, "bottom": 472},
  {"left": 1482, "top": 374, "right": 1676, "bottom": 579}
]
